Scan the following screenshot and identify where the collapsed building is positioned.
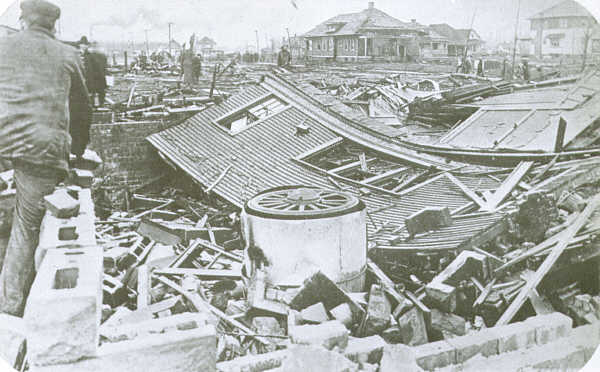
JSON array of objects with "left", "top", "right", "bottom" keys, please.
[{"left": 2, "top": 51, "right": 600, "bottom": 372}]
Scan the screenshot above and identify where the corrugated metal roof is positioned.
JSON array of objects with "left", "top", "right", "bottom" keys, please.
[
  {"left": 440, "top": 69, "right": 600, "bottom": 151},
  {"left": 148, "top": 74, "right": 504, "bottom": 251}
]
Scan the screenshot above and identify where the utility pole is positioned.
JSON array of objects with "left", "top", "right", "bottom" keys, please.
[
  {"left": 255, "top": 30, "right": 260, "bottom": 59},
  {"left": 511, "top": 0, "right": 522, "bottom": 79},
  {"left": 462, "top": 10, "right": 476, "bottom": 63},
  {"left": 286, "top": 27, "right": 292, "bottom": 50},
  {"left": 168, "top": 22, "right": 174, "bottom": 56},
  {"left": 144, "top": 29, "right": 150, "bottom": 55}
]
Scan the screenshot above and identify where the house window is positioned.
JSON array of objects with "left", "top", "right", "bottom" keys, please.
[
  {"left": 547, "top": 34, "right": 564, "bottom": 47},
  {"left": 593, "top": 39, "right": 600, "bottom": 53},
  {"left": 432, "top": 43, "right": 439, "bottom": 50},
  {"left": 546, "top": 19, "right": 560, "bottom": 29},
  {"left": 294, "top": 139, "right": 421, "bottom": 194},
  {"left": 559, "top": 18, "right": 568, "bottom": 28},
  {"left": 215, "top": 95, "right": 288, "bottom": 134},
  {"left": 329, "top": 39, "right": 334, "bottom": 51}
]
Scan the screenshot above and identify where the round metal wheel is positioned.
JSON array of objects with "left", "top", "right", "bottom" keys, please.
[{"left": 245, "top": 186, "right": 362, "bottom": 219}]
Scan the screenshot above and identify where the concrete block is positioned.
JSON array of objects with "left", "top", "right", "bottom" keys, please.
[
  {"left": 530, "top": 339, "right": 586, "bottom": 371},
  {"left": 379, "top": 344, "right": 424, "bottom": 372},
  {"left": 0, "top": 314, "right": 27, "bottom": 369},
  {"left": 397, "top": 307, "right": 428, "bottom": 346},
  {"left": 36, "top": 189, "right": 96, "bottom": 270},
  {"left": 405, "top": 207, "right": 453, "bottom": 236},
  {"left": 100, "top": 312, "right": 210, "bottom": 342},
  {"left": 216, "top": 349, "right": 289, "bottom": 372},
  {"left": 381, "top": 326, "right": 404, "bottom": 344},
  {"left": 344, "top": 335, "right": 386, "bottom": 364},
  {"left": 330, "top": 303, "right": 353, "bottom": 328},
  {"left": 31, "top": 325, "right": 217, "bottom": 372},
  {"left": 431, "top": 309, "right": 466, "bottom": 337},
  {"left": 25, "top": 247, "right": 103, "bottom": 366},
  {"left": 72, "top": 169, "right": 94, "bottom": 188},
  {"left": 279, "top": 345, "right": 358, "bottom": 372},
  {"left": 290, "top": 271, "right": 364, "bottom": 323},
  {"left": 44, "top": 190, "right": 80, "bottom": 218},
  {"left": 570, "top": 322, "right": 600, "bottom": 361},
  {"left": 252, "top": 316, "right": 285, "bottom": 350},
  {"left": 426, "top": 251, "right": 486, "bottom": 313},
  {"left": 412, "top": 340, "right": 456, "bottom": 371},
  {"left": 300, "top": 302, "right": 329, "bottom": 324},
  {"left": 491, "top": 320, "right": 537, "bottom": 354},
  {"left": 363, "top": 284, "right": 391, "bottom": 336},
  {"left": 446, "top": 328, "right": 499, "bottom": 363},
  {"left": 289, "top": 320, "right": 348, "bottom": 350},
  {"left": 526, "top": 312, "right": 572, "bottom": 345}
]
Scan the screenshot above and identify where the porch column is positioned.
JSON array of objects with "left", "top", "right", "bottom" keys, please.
[{"left": 364, "top": 38, "right": 368, "bottom": 56}]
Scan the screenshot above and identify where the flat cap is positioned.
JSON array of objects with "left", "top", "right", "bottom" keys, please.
[{"left": 20, "top": 0, "right": 61, "bottom": 20}]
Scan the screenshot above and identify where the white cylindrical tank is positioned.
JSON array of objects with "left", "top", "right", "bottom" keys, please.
[{"left": 242, "top": 186, "right": 367, "bottom": 292}]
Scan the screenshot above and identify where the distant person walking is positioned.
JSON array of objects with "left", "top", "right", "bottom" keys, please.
[
  {"left": 192, "top": 53, "right": 202, "bottom": 83},
  {"left": 277, "top": 46, "right": 291, "bottom": 68},
  {"left": 81, "top": 40, "right": 108, "bottom": 107},
  {"left": 476, "top": 58, "right": 485, "bottom": 77}
]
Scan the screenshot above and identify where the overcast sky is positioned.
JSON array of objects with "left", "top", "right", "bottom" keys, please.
[{"left": 1, "top": 0, "right": 599, "bottom": 50}]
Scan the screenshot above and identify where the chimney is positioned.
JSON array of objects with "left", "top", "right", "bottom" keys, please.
[{"left": 368, "top": 2, "right": 374, "bottom": 9}]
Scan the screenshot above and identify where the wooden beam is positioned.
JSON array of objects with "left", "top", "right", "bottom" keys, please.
[
  {"left": 483, "top": 161, "right": 534, "bottom": 211},
  {"left": 155, "top": 276, "right": 272, "bottom": 346},
  {"left": 153, "top": 267, "right": 242, "bottom": 280},
  {"left": 445, "top": 173, "right": 488, "bottom": 209},
  {"left": 495, "top": 194, "right": 600, "bottom": 326},
  {"left": 137, "top": 265, "right": 150, "bottom": 309},
  {"left": 206, "top": 165, "right": 233, "bottom": 193},
  {"left": 555, "top": 116, "right": 567, "bottom": 153},
  {"left": 473, "top": 278, "right": 496, "bottom": 308},
  {"left": 195, "top": 239, "right": 243, "bottom": 262}
]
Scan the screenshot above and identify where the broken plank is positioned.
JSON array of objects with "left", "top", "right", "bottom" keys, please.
[
  {"left": 153, "top": 267, "right": 242, "bottom": 280},
  {"left": 483, "top": 161, "right": 534, "bottom": 211},
  {"left": 367, "top": 260, "right": 411, "bottom": 309},
  {"left": 528, "top": 288, "right": 555, "bottom": 315},
  {"left": 156, "top": 276, "right": 272, "bottom": 346},
  {"left": 445, "top": 173, "right": 488, "bottom": 209},
  {"left": 206, "top": 165, "right": 233, "bottom": 193},
  {"left": 195, "top": 239, "right": 243, "bottom": 262},
  {"left": 495, "top": 193, "right": 600, "bottom": 326},
  {"left": 473, "top": 278, "right": 496, "bottom": 308},
  {"left": 137, "top": 265, "right": 150, "bottom": 309}
]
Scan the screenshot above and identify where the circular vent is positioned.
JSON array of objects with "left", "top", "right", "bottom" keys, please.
[{"left": 245, "top": 186, "right": 363, "bottom": 219}]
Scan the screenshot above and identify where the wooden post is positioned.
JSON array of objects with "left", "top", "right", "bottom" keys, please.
[
  {"left": 555, "top": 116, "right": 567, "bottom": 152},
  {"left": 124, "top": 51, "right": 128, "bottom": 73}
]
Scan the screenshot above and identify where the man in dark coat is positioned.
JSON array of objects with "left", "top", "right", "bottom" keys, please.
[
  {"left": 192, "top": 53, "right": 202, "bottom": 84},
  {"left": 82, "top": 43, "right": 108, "bottom": 106},
  {"left": 0, "top": 0, "right": 92, "bottom": 316},
  {"left": 277, "top": 46, "right": 291, "bottom": 67}
]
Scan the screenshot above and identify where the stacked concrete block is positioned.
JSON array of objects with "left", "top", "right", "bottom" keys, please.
[
  {"left": 31, "top": 325, "right": 217, "bottom": 372},
  {"left": 289, "top": 320, "right": 349, "bottom": 350},
  {"left": 0, "top": 314, "right": 27, "bottom": 369},
  {"left": 344, "top": 335, "right": 386, "bottom": 364},
  {"left": 36, "top": 188, "right": 96, "bottom": 269},
  {"left": 412, "top": 340, "right": 456, "bottom": 371},
  {"left": 43, "top": 190, "right": 80, "bottom": 218},
  {"left": 24, "top": 247, "right": 103, "bottom": 366}
]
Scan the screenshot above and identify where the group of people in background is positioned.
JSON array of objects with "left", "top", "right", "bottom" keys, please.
[{"left": 456, "top": 55, "right": 486, "bottom": 77}]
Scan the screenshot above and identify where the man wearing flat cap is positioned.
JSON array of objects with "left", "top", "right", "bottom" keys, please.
[{"left": 0, "top": 0, "right": 92, "bottom": 316}]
